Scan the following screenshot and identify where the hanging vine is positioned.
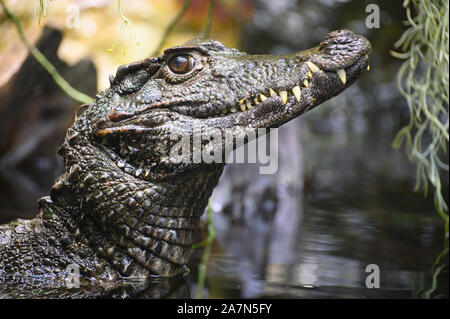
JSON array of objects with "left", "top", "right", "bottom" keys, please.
[{"left": 392, "top": 0, "right": 449, "bottom": 237}]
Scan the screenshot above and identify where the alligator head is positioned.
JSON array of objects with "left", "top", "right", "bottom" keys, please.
[{"left": 56, "top": 30, "right": 371, "bottom": 278}]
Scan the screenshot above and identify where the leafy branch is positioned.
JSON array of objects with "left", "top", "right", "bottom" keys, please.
[
  {"left": 38, "top": 0, "right": 48, "bottom": 25},
  {"left": 107, "top": 0, "right": 140, "bottom": 55},
  {"left": 0, "top": 0, "right": 94, "bottom": 104}
]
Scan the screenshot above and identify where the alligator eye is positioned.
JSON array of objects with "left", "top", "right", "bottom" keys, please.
[{"left": 168, "top": 54, "right": 194, "bottom": 74}]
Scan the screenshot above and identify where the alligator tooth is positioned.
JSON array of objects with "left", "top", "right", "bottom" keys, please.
[
  {"left": 337, "top": 69, "right": 346, "bottom": 84},
  {"left": 367, "top": 65, "right": 370, "bottom": 71},
  {"left": 254, "top": 98, "right": 259, "bottom": 105},
  {"left": 240, "top": 104, "right": 246, "bottom": 112},
  {"left": 306, "top": 61, "right": 320, "bottom": 73},
  {"left": 144, "top": 171, "right": 150, "bottom": 178},
  {"left": 246, "top": 101, "right": 253, "bottom": 110},
  {"left": 365, "top": 54, "right": 369, "bottom": 59},
  {"left": 135, "top": 168, "right": 142, "bottom": 177},
  {"left": 279, "top": 90, "right": 288, "bottom": 104},
  {"left": 269, "top": 88, "right": 278, "bottom": 97},
  {"left": 303, "top": 79, "right": 309, "bottom": 88},
  {"left": 259, "top": 94, "right": 268, "bottom": 101},
  {"left": 230, "top": 106, "right": 237, "bottom": 113},
  {"left": 307, "top": 71, "right": 313, "bottom": 79},
  {"left": 292, "top": 85, "right": 301, "bottom": 102},
  {"left": 239, "top": 98, "right": 246, "bottom": 105}
]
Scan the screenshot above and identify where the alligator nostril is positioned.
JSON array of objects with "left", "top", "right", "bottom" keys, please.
[{"left": 108, "top": 109, "right": 133, "bottom": 122}]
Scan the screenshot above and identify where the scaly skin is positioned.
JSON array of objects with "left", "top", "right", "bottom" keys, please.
[{"left": 0, "top": 30, "right": 371, "bottom": 298}]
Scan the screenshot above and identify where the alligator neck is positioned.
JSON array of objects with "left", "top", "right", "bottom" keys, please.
[{"left": 54, "top": 132, "right": 225, "bottom": 277}]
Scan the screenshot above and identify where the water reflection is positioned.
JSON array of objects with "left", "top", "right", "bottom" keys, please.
[{"left": 202, "top": 124, "right": 448, "bottom": 298}]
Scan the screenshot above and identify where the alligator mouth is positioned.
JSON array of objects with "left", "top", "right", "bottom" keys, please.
[
  {"left": 166, "top": 53, "right": 370, "bottom": 120},
  {"left": 211, "top": 55, "right": 370, "bottom": 117},
  {"left": 169, "top": 30, "right": 372, "bottom": 120}
]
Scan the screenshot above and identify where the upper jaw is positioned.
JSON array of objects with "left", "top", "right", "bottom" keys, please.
[
  {"left": 309, "top": 29, "right": 372, "bottom": 71},
  {"left": 174, "top": 30, "right": 371, "bottom": 125},
  {"left": 202, "top": 47, "right": 370, "bottom": 128}
]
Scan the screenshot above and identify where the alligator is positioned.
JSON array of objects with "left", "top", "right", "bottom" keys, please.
[{"left": 0, "top": 30, "right": 371, "bottom": 298}]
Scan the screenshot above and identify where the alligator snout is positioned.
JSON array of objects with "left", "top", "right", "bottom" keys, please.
[{"left": 310, "top": 29, "right": 372, "bottom": 71}]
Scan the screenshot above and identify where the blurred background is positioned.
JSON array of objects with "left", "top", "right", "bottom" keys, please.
[{"left": 0, "top": 0, "right": 448, "bottom": 298}]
